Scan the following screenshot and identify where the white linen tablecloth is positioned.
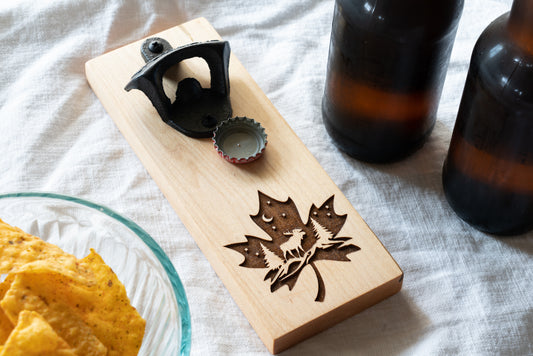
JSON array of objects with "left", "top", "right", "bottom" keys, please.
[{"left": 0, "top": 0, "right": 531, "bottom": 355}]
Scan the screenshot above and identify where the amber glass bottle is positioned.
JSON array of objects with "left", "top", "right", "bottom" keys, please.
[
  {"left": 442, "top": 0, "right": 533, "bottom": 235},
  {"left": 322, "top": 0, "right": 464, "bottom": 162}
]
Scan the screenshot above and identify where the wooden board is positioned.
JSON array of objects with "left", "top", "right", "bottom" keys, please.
[{"left": 85, "top": 18, "right": 403, "bottom": 354}]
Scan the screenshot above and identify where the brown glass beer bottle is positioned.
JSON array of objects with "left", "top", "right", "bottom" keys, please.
[
  {"left": 322, "top": 0, "right": 464, "bottom": 162},
  {"left": 442, "top": 0, "right": 533, "bottom": 235}
]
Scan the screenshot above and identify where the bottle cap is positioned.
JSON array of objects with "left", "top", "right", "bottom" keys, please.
[{"left": 213, "top": 117, "right": 267, "bottom": 164}]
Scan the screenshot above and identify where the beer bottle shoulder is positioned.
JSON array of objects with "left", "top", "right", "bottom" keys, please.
[
  {"left": 336, "top": 0, "right": 464, "bottom": 42},
  {"left": 470, "top": 13, "right": 533, "bottom": 109}
]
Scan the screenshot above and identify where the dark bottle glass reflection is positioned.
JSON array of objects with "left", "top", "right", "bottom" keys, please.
[
  {"left": 322, "top": 0, "right": 464, "bottom": 162},
  {"left": 443, "top": 0, "right": 533, "bottom": 235}
]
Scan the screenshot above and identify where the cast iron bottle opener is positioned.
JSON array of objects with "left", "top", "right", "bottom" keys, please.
[{"left": 125, "top": 38, "right": 232, "bottom": 138}]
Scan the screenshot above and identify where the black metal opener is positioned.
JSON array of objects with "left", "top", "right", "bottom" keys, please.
[{"left": 125, "top": 38, "right": 232, "bottom": 138}]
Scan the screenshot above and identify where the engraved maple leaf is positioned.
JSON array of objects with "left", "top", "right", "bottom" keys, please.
[{"left": 226, "top": 192, "right": 360, "bottom": 302}]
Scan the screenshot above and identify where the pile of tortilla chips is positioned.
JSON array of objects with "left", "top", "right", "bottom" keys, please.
[{"left": 0, "top": 218, "right": 146, "bottom": 355}]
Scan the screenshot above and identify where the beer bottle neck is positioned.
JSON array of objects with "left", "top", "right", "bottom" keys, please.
[{"left": 508, "top": 0, "right": 533, "bottom": 53}]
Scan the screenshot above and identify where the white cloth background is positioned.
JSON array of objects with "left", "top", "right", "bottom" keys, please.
[{"left": 1, "top": 0, "right": 531, "bottom": 355}]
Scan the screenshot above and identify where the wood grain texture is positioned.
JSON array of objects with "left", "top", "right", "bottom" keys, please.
[{"left": 85, "top": 18, "right": 403, "bottom": 354}]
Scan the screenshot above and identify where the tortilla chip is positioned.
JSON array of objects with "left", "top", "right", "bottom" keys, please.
[
  {"left": 1, "top": 274, "right": 107, "bottom": 356},
  {"left": 0, "top": 275, "right": 14, "bottom": 344},
  {"left": 0, "top": 310, "right": 76, "bottom": 356},
  {"left": 0, "top": 219, "right": 79, "bottom": 278},
  {"left": 5, "top": 250, "right": 146, "bottom": 355},
  {"left": 0, "top": 275, "right": 12, "bottom": 298},
  {"left": 0, "top": 310, "right": 11, "bottom": 345},
  {"left": 78, "top": 249, "right": 146, "bottom": 355},
  {"left": 0, "top": 219, "right": 145, "bottom": 355}
]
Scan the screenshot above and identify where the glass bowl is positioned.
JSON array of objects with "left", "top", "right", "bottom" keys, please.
[{"left": 0, "top": 192, "right": 191, "bottom": 355}]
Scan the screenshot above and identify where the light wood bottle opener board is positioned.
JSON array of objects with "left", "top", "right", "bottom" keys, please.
[{"left": 85, "top": 17, "right": 403, "bottom": 354}]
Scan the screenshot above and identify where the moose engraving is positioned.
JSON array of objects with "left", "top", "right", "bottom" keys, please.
[{"left": 280, "top": 228, "right": 306, "bottom": 260}]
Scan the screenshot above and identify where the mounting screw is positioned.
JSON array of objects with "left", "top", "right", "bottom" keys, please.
[{"left": 148, "top": 40, "right": 164, "bottom": 53}]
